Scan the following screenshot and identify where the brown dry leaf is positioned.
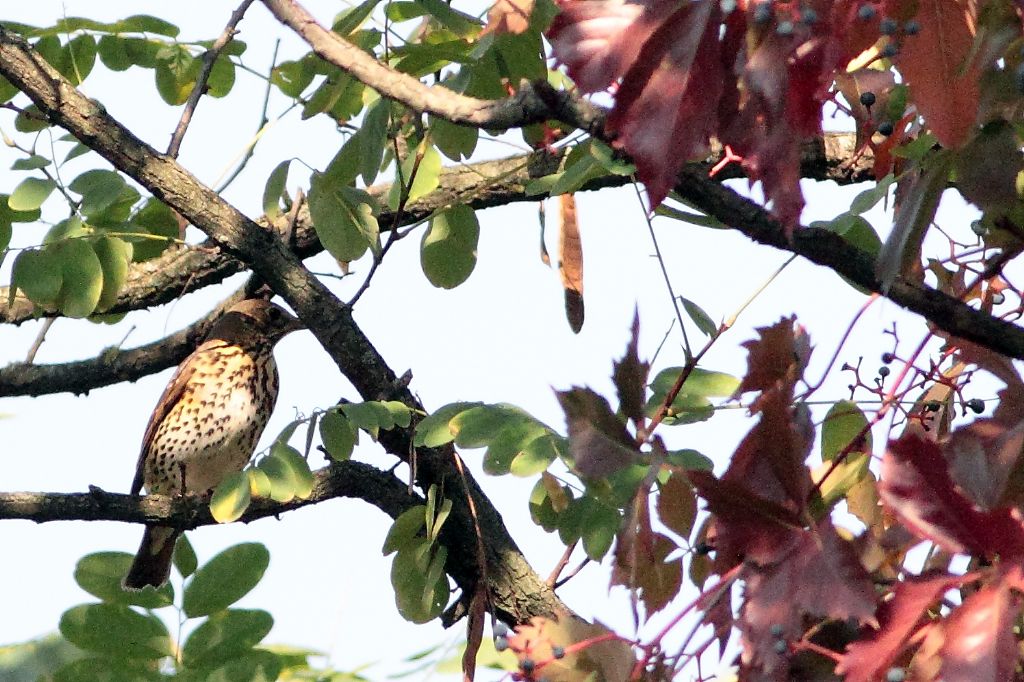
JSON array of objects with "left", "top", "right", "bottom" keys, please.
[
  {"left": 656, "top": 472, "right": 696, "bottom": 540},
  {"left": 733, "top": 317, "right": 810, "bottom": 402},
  {"left": 508, "top": 613, "right": 634, "bottom": 681},
  {"left": 541, "top": 471, "right": 569, "bottom": 513},
  {"left": 462, "top": 587, "right": 487, "bottom": 681},
  {"left": 558, "top": 194, "right": 584, "bottom": 333},
  {"left": 481, "top": 0, "right": 534, "bottom": 36}
]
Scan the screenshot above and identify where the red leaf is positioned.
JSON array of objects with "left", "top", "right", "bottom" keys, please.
[
  {"left": 892, "top": 0, "right": 980, "bottom": 148},
  {"left": 879, "top": 435, "right": 990, "bottom": 554},
  {"left": 556, "top": 388, "right": 638, "bottom": 478},
  {"left": 740, "top": 520, "right": 876, "bottom": 678},
  {"left": 837, "top": 573, "right": 966, "bottom": 682},
  {"left": 733, "top": 317, "right": 811, "bottom": 400},
  {"left": 611, "top": 309, "right": 649, "bottom": 425},
  {"left": 604, "top": 1, "right": 721, "bottom": 206},
  {"left": 940, "top": 581, "right": 1021, "bottom": 682},
  {"left": 547, "top": 0, "right": 680, "bottom": 93}
]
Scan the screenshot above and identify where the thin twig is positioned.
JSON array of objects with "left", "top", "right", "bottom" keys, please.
[
  {"left": 166, "top": 0, "right": 257, "bottom": 158},
  {"left": 24, "top": 317, "right": 55, "bottom": 364},
  {"left": 545, "top": 540, "right": 577, "bottom": 588}
]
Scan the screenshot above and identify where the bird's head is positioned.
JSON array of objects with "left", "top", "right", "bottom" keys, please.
[{"left": 208, "top": 299, "right": 303, "bottom": 346}]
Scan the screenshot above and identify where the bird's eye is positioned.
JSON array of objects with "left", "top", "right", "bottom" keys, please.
[{"left": 268, "top": 307, "right": 281, "bottom": 321}]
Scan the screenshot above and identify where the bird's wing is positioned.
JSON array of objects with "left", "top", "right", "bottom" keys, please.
[{"left": 130, "top": 339, "right": 228, "bottom": 495}]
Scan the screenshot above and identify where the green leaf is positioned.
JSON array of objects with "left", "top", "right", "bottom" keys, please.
[
  {"left": 154, "top": 48, "right": 199, "bottom": 105},
  {"left": 581, "top": 501, "right": 619, "bottom": 559},
  {"left": 247, "top": 467, "right": 273, "bottom": 498},
  {"left": 129, "top": 198, "right": 179, "bottom": 261},
  {"left": 262, "top": 161, "right": 290, "bottom": 221},
  {"left": 60, "top": 604, "right": 172, "bottom": 659},
  {"left": 308, "top": 173, "right": 380, "bottom": 262},
  {"left": 649, "top": 367, "right": 739, "bottom": 402},
  {"left": 65, "top": 34, "right": 97, "bottom": 85},
  {"left": 429, "top": 115, "right": 477, "bottom": 161},
  {"left": 0, "top": 217, "right": 10, "bottom": 253},
  {"left": 173, "top": 534, "right": 199, "bottom": 579},
  {"left": 0, "top": 193, "right": 41, "bottom": 224},
  {"left": 270, "top": 443, "right": 315, "bottom": 499},
  {"left": 383, "top": 505, "right": 427, "bottom": 555},
  {"left": 380, "top": 401, "right": 413, "bottom": 428},
  {"left": 117, "top": 15, "right": 180, "bottom": 37},
  {"left": 323, "top": 135, "right": 363, "bottom": 187},
  {"left": 69, "top": 169, "right": 128, "bottom": 217},
  {"left": 74, "top": 552, "right": 174, "bottom": 608},
  {"left": 14, "top": 105, "right": 51, "bottom": 132},
  {"left": 93, "top": 235, "right": 132, "bottom": 312},
  {"left": 413, "top": 402, "right": 480, "bottom": 447},
  {"left": 392, "top": 541, "right": 449, "bottom": 623},
  {"left": 11, "top": 248, "right": 63, "bottom": 307},
  {"left": 182, "top": 543, "right": 270, "bottom": 618},
  {"left": 181, "top": 609, "right": 273, "bottom": 669},
  {"left": 257, "top": 452, "right": 298, "bottom": 503},
  {"left": 412, "top": 0, "right": 480, "bottom": 35},
  {"left": 666, "top": 448, "right": 713, "bottom": 471},
  {"left": 332, "top": 0, "right": 386, "bottom": 35},
  {"left": 9, "top": 177, "right": 56, "bottom": 211},
  {"left": 849, "top": 174, "right": 895, "bottom": 215},
  {"left": 421, "top": 205, "right": 479, "bottom": 289},
  {"left": 54, "top": 656, "right": 162, "bottom": 682},
  {"left": 190, "top": 649, "right": 282, "bottom": 682},
  {"left": 821, "top": 400, "right": 872, "bottom": 461},
  {"left": 206, "top": 56, "right": 235, "bottom": 98},
  {"left": 98, "top": 35, "right": 132, "bottom": 71},
  {"left": 481, "top": 421, "right": 548, "bottom": 476},
  {"left": 319, "top": 408, "right": 357, "bottom": 461},
  {"left": 359, "top": 98, "right": 390, "bottom": 184},
  {"left": 680, "top": 297, "right": 717, "bottom": 337},
  {"left": 270, "top": 60, "right": 314, "bottom": 98},
  {"left": 654, "top": 203, "right": 727, "bottom": 229},
  {"left": 590, "top": 139, "right": 635, "bottom": 175},
  {"left": 55, "top": 239, "right": 104, "bottom": 318},
  {"left": 0, "top": 74, "right": 17, "bottom": 104},
  {"left": 210, "top": 471, "right": 252, "bottom": 523},
  {"left": 509, "top": 433, "right": 563, "bottom": 476},
  {"left": 122, "top": 38, "right": 162, "bottom": 68},
  {"left": 450, "top": 404, "right": 526, "bottom": 448},
  {"left": 11, "top": 154, "right": 51, "bottom": 171},
  {"left": 386, "top": 144, "right": 442, "bottom": 210}
]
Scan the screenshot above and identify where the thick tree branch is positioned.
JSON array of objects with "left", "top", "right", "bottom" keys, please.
[
  {"left": 0, "top": 28, "right": 566, "bottom": 624},
  {"left": 0, "top": 290, "right": 245, "bottom": 397},
  {"left": 0, "top": 461, "right": 416, "bottom": 526},
  {"left": 260, "top": 0, "right": 603, "bottom": 133},
  {"left": 0, "top": 135, "right": 865, "bottom": 326},
  {"left": 672, "top": 167, "right": 1024, "bottom": 360}
]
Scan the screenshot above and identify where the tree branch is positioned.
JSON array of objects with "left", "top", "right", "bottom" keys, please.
[
  {"left": 0, "top": 28, "right": 567, "bottom": 624},
  {"left": 166, "top": 0, "right": 257, "bottom": 158},
  {"left": 0, "top": 290, "right": 245, "bottom": 397},
  {"left": 671, "top": 167, "right": 1024, "bottom": 360},
  {"left": 0, "top": 135, "right": 864, "bottom": 326},
  {"left": 0, "top": 460, "right": 416, "bottom": 526}
]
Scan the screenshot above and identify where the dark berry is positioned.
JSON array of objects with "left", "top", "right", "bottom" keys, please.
[
  {"left": 877, "top": 121, "right": 894, "bottom": 136},
  {"left": 967, "top": 398, "right": 985, "bottom": 414},
  {"left": 993, "top": 291, "right": 1006, "bottom": 305},
  {"left": 776, "top": 20, "right": 794, "bottom": 36},
  {"left": 770, "top": 623, "right": 785, "bottom": 638},
  {"left": 801, "top": 8, "right": 818, "bottom": 24},
  {"left": 880, "top": 17, "right": 898, "bottom": 34},
  {"left": 904, "top": 19, "right": 920, "bottom": 35},
  {"left": 881, "top": 41, "right": 899, "bottom": 58},
  {"left": 878, "top": 366, "right": 890, "bottom": 377},
  {"left": 495, "top": 637, "right": 509, "bottom": 652},
  {"left": 695, "top": 542, "right": 714, "bottom": 555},
  {"left": 494, "top": 622, "right": 510, "bottom": 638},
  {"left": 860, "top": 91, "right": 877, "bottom": 107},
  {"left": 720, "top": 0, "right": 737, "bottom": 13},
  {"left": 753, "top": 1, "right": 773, "bottom": 24},
  {"left": 886, "top": 667, "right": 906, "bottom": 682},
  {"left": 521, "top": 658, "right": 536, "bottom": 674},
  {"left": 773, "top": 639, "right": 788, "bottom": 654},
  {"left": 552, "top": 646, "right": 565, "bottom": 659},
  {"left": 858, "top": 4, "right": 877, "bottom": 21},
  {"left": 881, "top": 351, "right": 894, "bottom": 364},
  {"left": 971, "top": 219, "right": 988, "bottom": 236}
]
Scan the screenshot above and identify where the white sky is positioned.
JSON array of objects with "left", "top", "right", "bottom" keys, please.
[{"left": 0, "top": 1, "right": 991, "bottom": 679}]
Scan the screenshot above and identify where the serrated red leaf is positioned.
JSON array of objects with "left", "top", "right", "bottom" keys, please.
[
  {"left": 879, "top": 435, "right": 990, "bottom": 554},
  {"left": 837, "top": 573, "right": 966, "bottom": 682},
  {"left": 940, "top": 581, "right": 1021, "bottom": 682},
  {"left": 557, "top": 387, "right": 638, "bottom": 478},
  {"left": 740, "top": 520, "right": 876, "bottom": 678},
  {"left": 892, "top": 0, "right": 979, "bottom": 148},
  {"left": 733, "top": 317, "right": 811, "bottom": 399}
]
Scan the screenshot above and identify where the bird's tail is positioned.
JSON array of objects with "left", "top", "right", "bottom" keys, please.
[{"left": 123, "top": 525, "right": 179, "bottom": 591}]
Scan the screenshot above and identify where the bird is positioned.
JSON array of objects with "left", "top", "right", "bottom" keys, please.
[{"left": 123, "top": 299, "right": 302, "bottom": 590}]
